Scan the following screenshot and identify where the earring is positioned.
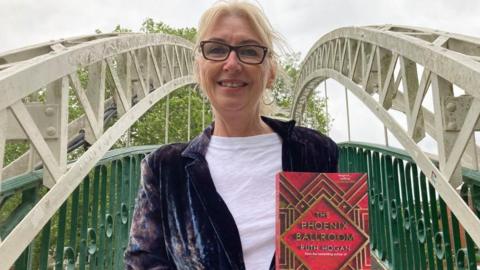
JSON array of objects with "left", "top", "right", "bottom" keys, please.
[{"left": 262, "top": 89, "right": 275, "bottom": 105}]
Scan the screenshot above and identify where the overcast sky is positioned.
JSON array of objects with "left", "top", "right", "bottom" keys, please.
[
  {"left": 3, "top": 0, "right": 480, "bottom": 54},
  {"left": 2, "top": 0, "right": 480, "bottom": 152}
]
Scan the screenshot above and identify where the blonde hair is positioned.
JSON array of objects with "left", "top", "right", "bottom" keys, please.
[{"left": 193, "top": 0, "right": 285, "bottom": 115}]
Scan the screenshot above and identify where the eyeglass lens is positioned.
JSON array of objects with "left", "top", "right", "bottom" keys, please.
[{"left": 201, "top": 41, "right": 266, "bottom": 64}]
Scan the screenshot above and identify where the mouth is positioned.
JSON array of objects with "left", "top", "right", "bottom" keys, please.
[{"left": 218, "top": 80, "right": 248, "bottom": 88}]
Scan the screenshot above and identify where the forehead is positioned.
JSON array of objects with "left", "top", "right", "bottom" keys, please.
[{"left": 203, "top": 14, "right": 264, "bottom": 45}]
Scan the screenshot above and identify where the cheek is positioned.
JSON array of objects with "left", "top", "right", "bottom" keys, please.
[
  {"left": 253, "top": 67, "right": 271, "bottom": 89},
  {"left": 198, "top": 62, "right": 214, "bottom": 91},
  {"left": 203, "top": 70, "right": 216, "bottom": 89},
  {"left": 198, "top": 67, "right": 218, "bottom": 102}
]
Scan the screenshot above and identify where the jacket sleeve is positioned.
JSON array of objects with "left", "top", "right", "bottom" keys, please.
[
  {"left": 329, "top": 140, "right": 339, "bottom": 172},
  {"left": 124, "top": 156, "right": 173, "bottom": 270}
]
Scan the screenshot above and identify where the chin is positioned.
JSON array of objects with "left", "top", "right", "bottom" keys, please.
[
  {"left": 219, "top": 106, "right": 246, "bottom": 113},
  {"left": 215, "top": 103, "right": 250, "bottom": 114}
]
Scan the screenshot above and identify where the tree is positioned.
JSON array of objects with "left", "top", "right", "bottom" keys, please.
[
  {"left": 0, "top": 19, "right": 331, "bottom": 270},
  {"left": 124, "top": 18, "right": 330, "bottom": 142},
  {"left": 3, "top": 19, "right": 330, "bottom": 167},
  {"left": 107, "top": 19, "right": 213, "bottom": 147},
  {"left": 141, "top": 18, "right": 197, "bottom": 42},
  {"left": 271, "top": 52, "right": 330, "bottom": 133}
]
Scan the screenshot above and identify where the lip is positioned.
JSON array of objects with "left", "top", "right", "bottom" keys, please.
[{"left": 217, "top": 79, "right": 248, "bottom": 88}]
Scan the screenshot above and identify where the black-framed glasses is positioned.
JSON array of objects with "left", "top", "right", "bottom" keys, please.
[{"left": 199, "top": 40, "right": 268, "bottom": 65}]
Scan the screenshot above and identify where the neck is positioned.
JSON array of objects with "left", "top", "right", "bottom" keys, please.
[{"left": 212, "top": 110, "right": 273, "bottom": 137}]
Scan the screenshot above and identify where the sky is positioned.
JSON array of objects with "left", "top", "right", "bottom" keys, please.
[{"left": 1, "top": 0, "right": 480, "bottom": 153}]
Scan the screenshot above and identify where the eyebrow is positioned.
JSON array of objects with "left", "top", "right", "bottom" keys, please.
[{"left": 207, "top": 37, "right": 262, "bottom": 46}]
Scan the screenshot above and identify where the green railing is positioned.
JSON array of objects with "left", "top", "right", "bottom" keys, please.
[
  {"left": 2, "top": 142, "right": 480, "bottom": 269},
  {"left": 339, "top": 142, "right": 480, "bottom": 270},
  {"left": 0, "top": 145, "right": 159, "bottom": 270}
]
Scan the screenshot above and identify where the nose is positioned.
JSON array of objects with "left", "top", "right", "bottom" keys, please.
[{"left": 222, "top": 50, "right": 242, "bottom": 72}]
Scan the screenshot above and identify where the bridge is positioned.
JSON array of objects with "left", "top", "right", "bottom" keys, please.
[{"left": 0, "top": 25, "right": 479, "bottom": 269}]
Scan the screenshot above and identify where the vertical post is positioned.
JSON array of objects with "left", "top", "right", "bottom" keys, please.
[
  {"left": 431, "top": 74, "right": 462, "bottom": 187},
  {"left": 120, "top": 54, "right": 132, "bottom": 147},
  {"left": 86, "top": 60, "right": 106, "bottom": 144},
  {"left": 202, "top": 95, "right": 206, "bottom": 130},
  {"left": 0, "top": 110, "right": 5, "bottom": 190},
  {"left": 188, "top": 87, "right": 192, "bottom": 141},
  {"left": 384, "top": 126, "right": 389, "bottom": 147},
  {"left": 345, "top": 87, "right": 351, "bottom": 141},
  {"left": 466, "top": 135, "right": 478, "bottom": 170},
  {"left": 125, "top": 128, "right": 131, "bottom": 147},
  {"left": 165, "top": 94, "right": 169, "bottom": 144},
  {"left": 324, "top": 81, "right": 329, "bottom": 136},
  {"left": 43, "top": 77, "right": 69, "bottom": 188},
  {"left": 0, "top": 109, "right": 5, "bottom": 243},
  {"left": 27, "top": 144, "right": 36, "bottom": 171}
]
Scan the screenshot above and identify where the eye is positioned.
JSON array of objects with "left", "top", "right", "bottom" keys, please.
[
  {"left": 239, "top": 46, "right": 261, "bottom": 57},
  {"left": 205, "top": 43, "right": 229, "bottom": 56}
]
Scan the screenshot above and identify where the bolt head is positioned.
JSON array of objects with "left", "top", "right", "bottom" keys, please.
[
  {"left": 45, "top": 107, "right": 55, "bottom": 116},
  {"left": 46, "top": 127, "right": 56, "bottom": 136},
  {"left": 447, "top": 121, "right": 457, "bottom": 130},
  {"left": 446, "top": 102, "right": 456, "bottom": 112}
]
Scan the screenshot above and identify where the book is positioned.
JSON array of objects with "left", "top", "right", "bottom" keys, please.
[{"left": 276, "top": 172, "right": 370, "bottom": 270}]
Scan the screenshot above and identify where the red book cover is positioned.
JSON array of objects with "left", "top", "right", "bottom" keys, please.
[{"left": 276, "top": 172, "right": 370, "bottom": 270}]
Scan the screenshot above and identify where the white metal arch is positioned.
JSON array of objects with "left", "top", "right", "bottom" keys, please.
[
  {"left": 292, "top": 25, "right": 480, "bottom": 247},
  {"left": 0, "top": 33, "right": 195, "bottom": 269}
]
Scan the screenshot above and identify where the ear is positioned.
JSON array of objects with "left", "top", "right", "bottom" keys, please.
[{"left": 266, "top": 61, "right": 277, "bottom": 89}]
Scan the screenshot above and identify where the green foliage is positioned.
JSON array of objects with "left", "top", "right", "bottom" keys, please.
[
  {"left": 104, "top": 19, "right": 205, "bottom": 147},
  {"left": 271, "top": 52, "right": 330, "bottom": 133},
  {"left": 130, "top": 86, "right": 212, "bottom": 146},
  {"left": 113, "top": 25, "right": 133, "bottom": 33},
  {"left": 272, "top": 52, "right": 300, "bottom": 110},
  {"left": 303, "top": 91, "right": 329, "bottom": 134},
  {"left": 2, "top": 19, "right": 329, "bottom": 170},
  {"left": 141, "top": 18, "right": 197, "bottom": 42},
  {"left": 0, "top": 19, "right": 332, "bottom": 269},
  {"left": 2, "top": 18, "right": 329, "bottom": 170},
  {"left": 4, "top": 142, "right": 29, "bottom": 166}
]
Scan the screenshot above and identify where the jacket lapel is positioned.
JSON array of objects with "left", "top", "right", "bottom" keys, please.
[
  {"left": 180, "top": 117, "right": 305, "bottom": 270},
  {"left": 261, "top": 116, "right": 306, "bottom": 171},
  {"left": 182, "top": 125, "right": 244, "bottom": 269}
]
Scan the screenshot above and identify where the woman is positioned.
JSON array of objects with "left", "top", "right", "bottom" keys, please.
[{"left": 124, "top": 1, "right": 338, "bottom": 269}]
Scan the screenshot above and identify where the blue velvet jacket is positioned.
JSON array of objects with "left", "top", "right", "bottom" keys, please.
[{"left": 124, "top": 117, "right": 338, "bottom": 270}]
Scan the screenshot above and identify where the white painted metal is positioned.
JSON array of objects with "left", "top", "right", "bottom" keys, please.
[
  {"left": 0, "top": 34, "right": 194, "bottom": 181},
  {"left": 0, "top": 34, "right": 192, "bottom": 112},
  {"left": 1, "top": 25, "right": 480, "bottom": 268},
  {"left": 323, "top": 82, "right": 330, "bottom": 136},
  {"left": 85, "top": 60, "right": 107, "bottom": 144},
  {"left": 70, "top": 73, "right": 102, "bottom": 140},
  {"left": 345, "top": 86, "right": 351, "bottom": 141},
  {"left": 0, "top": 77, "right": 193, "bottom": 270},
  {"left": 202, "top": 95, "right": 206, "bottom": 130},
  {"left": 442, "top": 98, "right": 480, "bottom": 180},
  {"left": 165, "top": 94, "right": 170, "bottom": 144},
  {"left": 384, "top": 125, "right": 389, "bottom": 147},
  {"left": 107, "top": 57, "right": 132, "bottom": 115},
  {"left": 43, "top": 77, "right": 69, "bottom": 187},
  {"left": 0, "top": 110, "right": 5, "bottom": 193},
  {"left": 292, "top": 25, "right": 480, "bottom": 248},
  {"left": 188, "top": 86, "right": 192, "bottom": 140},
  {"left": 10, "top": 101, "right": 62, "bottom": 182},
  {"left": 1, "top": 98, "right": 113, "bottom": 180},
  {"left": 0, "top": 32, "right": 195, "bottom": 269}
]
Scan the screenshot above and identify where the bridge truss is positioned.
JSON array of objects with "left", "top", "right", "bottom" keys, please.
[
  {"left": 0, "top": 33, "right": 195, "bottom": 268},
  {"left": 0, "top": 25, "right": 479, "bottom": 269},
  {"left": 292, "top": 24, "right": 480, "bottom": 265}
]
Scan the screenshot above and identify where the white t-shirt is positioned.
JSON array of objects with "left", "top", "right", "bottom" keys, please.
[{"left": 205, "top": 133, "right": 282, "bottom": 270}]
